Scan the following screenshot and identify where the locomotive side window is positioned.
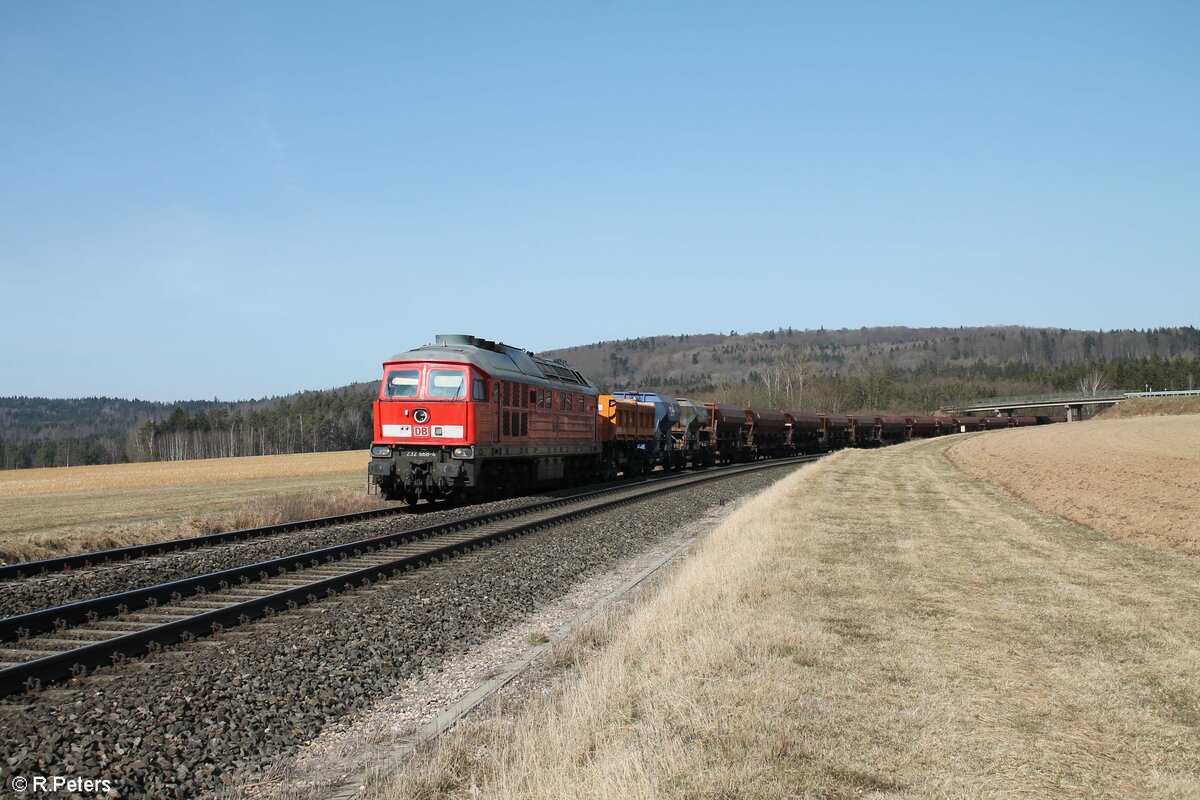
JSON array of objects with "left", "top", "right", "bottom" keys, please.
[
  {"left": 473, "top": 378, "right": 486, "bottom": 401},
  {"left": 428, "top": 369, "right": 466, "bottom": 399},
  {"left": 385, "top": 369, "right": 419, "bottom": 398},
  {"left": 521, "top": 412, "right": 528, "bottom": 436},
  {"left": 529, "top": 387, "right": 536, "bottom": 407}
]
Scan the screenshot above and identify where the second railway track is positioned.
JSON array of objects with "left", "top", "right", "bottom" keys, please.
[{"left": 0, "top": 456, "right": 817, "bottom": 697}]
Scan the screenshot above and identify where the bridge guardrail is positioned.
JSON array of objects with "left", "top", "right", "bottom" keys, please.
[{"left": 952, "top": 388, "right": 1200, "bottom": 413}]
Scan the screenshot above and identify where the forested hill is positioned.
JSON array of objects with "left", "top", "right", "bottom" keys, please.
[
  {"left": 0, "top": 384, "right": 376, "bottom": 470},
  {"left": 544, "top": 326, "right": 1200, "bottom": 391},
  {"left": 3, "top": 325, "right": 1198, "bottom": 470},
  {"left": 542, "top": 325, "right": 1200, "bottom": 414}
]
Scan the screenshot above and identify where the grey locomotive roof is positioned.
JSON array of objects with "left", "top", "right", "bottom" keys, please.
[{"left": 387, "top": 334, "right": 597, "bottom": 393}]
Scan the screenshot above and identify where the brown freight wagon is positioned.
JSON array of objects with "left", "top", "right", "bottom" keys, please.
[
  {"left": 878, "top": 415, "right": 908, "bottom": 444},
  {"left": 705, "top": 402, "right": 750, "bottom": 463},
  {"left": 850, "top": 414, "right": 881, "bottom": 447},
  {"left": 821, "top": 414, "right": 852, "bottom": 449},
  {"left": 785, "top": 411, "right": 825, "bottom": 453},
  {"left": 746, "top": 409, "right": 788, "bottom": 458},
  {"left": 907, "top": 416, "right": 939, "bottom": 439}
]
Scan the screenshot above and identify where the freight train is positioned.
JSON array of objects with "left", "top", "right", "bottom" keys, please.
[{"left": 367, "top": 335, "right": 1064, "bottom": 504}]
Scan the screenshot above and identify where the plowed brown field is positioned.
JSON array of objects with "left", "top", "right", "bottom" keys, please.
[{"left": 947, "top": 415, "right": 1200, "bottom": 556}]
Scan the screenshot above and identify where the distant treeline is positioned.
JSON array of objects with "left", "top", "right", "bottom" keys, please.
[{"left": 0, "top": 388, "right": 375, "bottom": 470}]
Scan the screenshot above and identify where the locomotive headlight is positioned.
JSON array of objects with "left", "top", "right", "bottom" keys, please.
[
  {"left": 371, "top": 445, "right": 392, "bottom": 457},
  {"left": 451, "top": 446, "right": 474, "bottom": 459}
]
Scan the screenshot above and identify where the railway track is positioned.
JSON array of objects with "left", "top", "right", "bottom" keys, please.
[{"left": 0, "top": 456, "right": 817, "bottom": 696}]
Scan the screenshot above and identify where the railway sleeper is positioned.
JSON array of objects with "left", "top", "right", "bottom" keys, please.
[
  {"left": 31, "top": 629, "right": 125, "bottom": 642},
  {"left": 174, "top": 600, "right": 242, "bottom": 610},
  {"left": 119, "top": 611, "right": 205, "bottom": 622},
  {"left": 0, "top": 647, "right": 62, "bottom": 660},
  {"left": 25, "top": 637, "right": 106, "bottom": 649}
]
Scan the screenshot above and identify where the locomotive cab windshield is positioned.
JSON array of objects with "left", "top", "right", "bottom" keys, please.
[
  {"left": 384, "top": 369, "right": 419, "bottom": 398},
  {"left": 427, "top": 369, "right": 465, "bottom": 399}
]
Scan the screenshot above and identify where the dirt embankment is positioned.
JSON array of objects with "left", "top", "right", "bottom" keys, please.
[
  {"left": 369, "top": 440, "right": 1200, "bottom": 800},
  {"left": 1100, "top": 395, "right": 1200, "bottom": 418},
  {"left": 947, "top": 415, "right": 1200, "bottom": 557}
]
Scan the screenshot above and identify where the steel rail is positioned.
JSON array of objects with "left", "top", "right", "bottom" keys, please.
[{"left": 0, "top": 456, "right": 816, "bottom": 696}]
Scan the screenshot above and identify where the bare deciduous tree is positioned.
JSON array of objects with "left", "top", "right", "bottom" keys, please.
[
  {"left": 777, "top": 346, "right": 809, "bottom": 410},
  {"left": 1077, "top": 366, "right": 1110, "bottom": 396}
]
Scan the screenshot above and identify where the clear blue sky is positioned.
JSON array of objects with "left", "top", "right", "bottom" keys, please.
[{"left": 2, "top": 2, "right": 1197, "bottom": 401}]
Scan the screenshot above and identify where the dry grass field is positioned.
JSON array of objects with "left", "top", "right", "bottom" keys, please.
[
  {"left": 0, "top": 451, "right": 382, "bottom": 562},
  {"left": 948, "top": 415, "right": 1200, "bottom": 557},
  {"left": 1100, "top": 395, "right": 1200, "bottom": 419},
  {"left": 370, "top": 438, "right": 1200, "bottom": 800}
]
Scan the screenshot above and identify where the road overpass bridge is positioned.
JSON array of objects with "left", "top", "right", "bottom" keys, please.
[{"left": 951, "top": 389, "right": 1200, "bottom": 421}]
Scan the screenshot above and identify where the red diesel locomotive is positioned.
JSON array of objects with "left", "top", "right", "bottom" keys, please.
[{"left": 369, "top": 334, "right": 600, "bottom": 503}]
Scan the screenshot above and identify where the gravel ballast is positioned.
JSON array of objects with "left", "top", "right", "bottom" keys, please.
[
  {"left": 0, "top": 468, "right": 795, "bottom": 799},
  {"left": 226, "top": 499, "right": 749, "bottom": 800}
]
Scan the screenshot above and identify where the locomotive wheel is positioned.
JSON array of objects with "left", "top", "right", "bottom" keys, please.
[{"left": 403, "top": 490, "right": 419, "bottom": 506}]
